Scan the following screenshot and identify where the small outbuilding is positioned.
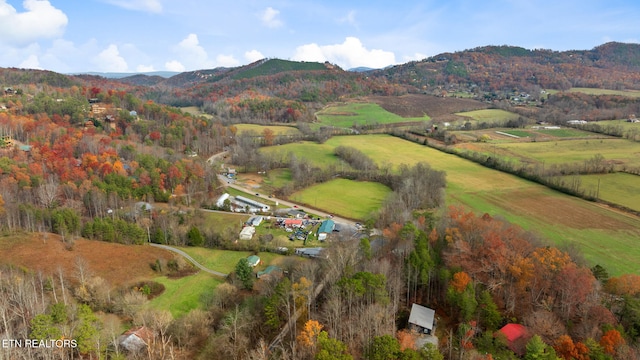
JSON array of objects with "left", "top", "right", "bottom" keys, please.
[
  {"left": 247, "top": 255, "right": 260, "bottom": 267},
  {"left": 239, "top": 226, "right": 256, "bottom": 241},
  {"left": 257, "top": 265, "right": 282, "bottom": 279},
  {"left": 408, "top": 303, "right": 436, "bottom": 335},
  {"left": 118, "top": 326, "right": 154, "bottom": 353}
]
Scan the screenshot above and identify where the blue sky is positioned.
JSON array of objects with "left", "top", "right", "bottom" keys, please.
[{"left": 0, "top": 0, "right": 639, "bottom": 73}]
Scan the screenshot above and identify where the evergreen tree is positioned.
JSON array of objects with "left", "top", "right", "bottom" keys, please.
[{"left": 235, "top": 258, "right": 254, "bottom": 290}]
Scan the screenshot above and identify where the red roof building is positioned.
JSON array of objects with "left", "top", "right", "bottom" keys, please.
[{"left": 498, "top": 324, "right": 529, "bottom": 355}]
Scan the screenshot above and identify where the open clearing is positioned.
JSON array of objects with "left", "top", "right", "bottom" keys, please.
[
  {"left": 455, "top": 109, "right": 521, "bottom": 123},
  {"left": 457, "top": 138, "right": 640, "bottom": 169},
  {"left": 315, "top": 102, "right": 429, "bottom": 128},
  {"left": 234, "top": 124, "right": 302, "bottom": 136},
  {"left": 558, "top": 173, "right": 640, "bottom": 212},
  {"left": 0, "top": 234, "right": 175, "bottom": 286},
  {"left": 367, "top": 94, "right": 488, "bottom": 120},
  {"left": 290, "top": 179, "right": 391, "bottom": 220},
  {"left": 272, "top": 134, "right": 640, "bottom": 275},
  {"left": 147, "top": 273, "right": 222, "bottom": 317}
]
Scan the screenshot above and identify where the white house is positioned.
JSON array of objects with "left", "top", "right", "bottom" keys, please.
[{"left": 239, "top": 226, "right": 256, "bottom": 241}]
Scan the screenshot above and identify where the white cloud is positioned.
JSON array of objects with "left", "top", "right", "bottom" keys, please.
[
  {"left": 165, "top": 60, "right": 185, "bottom": 72},
  {"left": 244, "top": 49, "right": 264, "bottom": 63},
  {"left": 292, "top": 37, "right": 396, "bottom": 69},
  {"left": 92, "top": 44, "right": 128, "bottom": 72},
  {"left": 216, "top": 54, "right": 239, "bottom": 67},
  {"left": 19, "top": 54, "right": 41, "bottom": 69},
  {"left": 261, "top": 7, "right": 283, "bottom": 28},
  {"left": 402, "top": 53, "right": 428, "bottom": 63},
  {"left": 339, "top": 10, "right": 358, "bottom": 29},
  {"left": 103, "top": 0, "right": 162, "bottom": 13},
  {"left": 0, "top": 0, "right": 68, "bottom": 46},
  {"left": 136, "top": 64, "right": 155, "bottom": 72},
  {"left": 171, "top": 33, "right": 214, "bottom": 70}
]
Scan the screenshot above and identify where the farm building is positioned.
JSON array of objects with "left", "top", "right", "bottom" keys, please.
[
  {"left": 317, "top": 219, "right": 335, "bottom": 241},
  {"left": 233, "top": 196, "right": 270, "bottom": 213},
  {"left": 567, "top": 119, "right": 587, "bottom": 125},
  {"left": 247, "top": 255, "right": 260, "bottom": 267},
  {"left": 247, "top": 215, "right": 264, "bottom": 226},
  {"left": 408, "top": 303, "right": 436, "bottom": 335},
  {"left": 295, "top": 247, "right": 326, "bottom": 259},
  {"left": 257, "top": 265, "right": 282, "bottom": 279},
  {"left": 118, "top": 326, "right": 154, "bottom": 353},
  {"left": 239, "top": 226, "right": 256, "bottom": 241},
  {"left": 216, "top": 193, "right": 230, "bottom": 208}
]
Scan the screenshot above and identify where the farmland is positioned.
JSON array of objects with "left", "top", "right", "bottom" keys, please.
[
  {"left": 289, "top": 179, "right": 391, "bottom": 220},
  {"left": 234, "top": 124, "right": 301, "bottom": 136},
  {"left": 315, "top": 102, "right": 429, "bottom": 128},
  {"left": 147, "top": 273, "right": 223, "bottom": 317},
  {"left": 455, "top": 108, "right": 520, "bottom": 123},
  {"left": 558, "top": 173, "right": 640, "bottom": 212},
  {"left": 265, "top": 134, "right": 640, "bottom": 275}
]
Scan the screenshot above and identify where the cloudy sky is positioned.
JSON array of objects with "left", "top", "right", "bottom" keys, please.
[{"left": 0, "top": 0, "right": 639, "bottom": 73}]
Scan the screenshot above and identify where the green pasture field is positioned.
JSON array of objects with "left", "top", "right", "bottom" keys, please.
[
  {"left": 290, "top": 179, "right": 391, "bottom": 220},
  {"left": 260, "top": 168, "right": 292, "bottom": 195},
  {"left": 234, "top": 124, "right": 302, "bottom": 136},
  {"left": 454, "top": 109, "right": 520, "bottom": 123},
  {"left": 593, "top": 119, "right": 640, "bottom": 131},
  {"left": 558, "top": 173, "right": 640, "bottom": 212},
  {"left": 288, "top": 134, "right": 640, "bottom": 275},
  {"left": 201, "top": 210, "right": 248, "bottom": 234},
  {"left": 500, "top": 130, "right": 531, "bottom": 138},
  {"left": 488, "top": 138, "right": 640, "bottom": 167},
  {"left": 147, "top": 273, "right": 223, "bottom": 317},
  {"left": 315, "top": 103, "right": 429, "bottom": 128},
  {"left": 261, "top": 141, "right": 347, "bottom": 168}
]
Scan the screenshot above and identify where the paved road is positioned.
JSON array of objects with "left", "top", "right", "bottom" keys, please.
[{"left": 149, "top": 243, "right": 227, "bottom": 277}]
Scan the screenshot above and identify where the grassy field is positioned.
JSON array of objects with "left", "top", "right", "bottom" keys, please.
[
  {"left": 290, "top": 179, "right": 392, "bottom": 220},
  {"left": 315, "top": 103, "right": 429, "bottom": 128},
  {"left": 558, "top": 173, "right": 640, "bottom": 212},
  {"left": 593, "top": 119, "right": 640, "bottom": 131},
  {"left": 568, "top": 87, "right": 640, "bottom": 97},
  {"left": 488, "top": 138, "right": 640, "bottom": 167},
  {"left": 261, "top": 141, "right": 346, "bottom": 168},
  {"left": 279, "top": 134, "right": 640, "bottom": 275},
  {"left": 534, "top": 128, "right": 597, "bottom": 138},
  {"left": 147, "top": 273, "right": 222, "bottom": 317},
  {"left": 180, "top": 106, "right": 213, "bottom": 118},
  {"left": 234, "top": 124, "right": 302, "bottom": 136},
  {"left": 454, "top": 109, "right": 520, "bottom": 123}
]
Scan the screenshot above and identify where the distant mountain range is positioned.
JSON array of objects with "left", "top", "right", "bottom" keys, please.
[{"left": 71, "top": 71, "right": 180, "bottom": 79}]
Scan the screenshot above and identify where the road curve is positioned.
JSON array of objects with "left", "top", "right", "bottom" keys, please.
[{"left": 149, "top": 243, "right": 227, "bottom": 277}]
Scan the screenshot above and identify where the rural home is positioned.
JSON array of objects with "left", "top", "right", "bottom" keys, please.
[
  {"left": 317, "top": 219, "right": 335, "bottom": 241},
  {"left": 239, "top": 226, "right": 256, "bottom": 241},
  {"left": 408, "top": 303, "right": 436, "bottom": 335},
  {"left": 118, "top": 326, "right": 154, "bottom": 353},
  {"left": 283, "top": 218, "right": 303, "bottom": 229},
  {"left": 257, "top": 265, "right": 282, "bottom": 279},
  {"left": 498, "top": 323, "right": 529, "bottom": 355},
  {"left": 247, "top": 255, "right": 260, "bottom": 267}
]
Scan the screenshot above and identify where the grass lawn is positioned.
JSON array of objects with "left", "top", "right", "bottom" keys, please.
[
  {"left": 261, "top": 168, "right": 292, "bottom": 195},
  {"left": 455, "top": 109, "right": 520, "bottom": 123},
  {"left": 175, "top": 247, "right": 285, "bottom": 274},
  {"left": 234, "top": 124, "right": 302, "bottom": 136},
  {"left": 316, "top": 102, "right": 429, "bottom": 128},
  {"left": 559, "top": 173, "right": 640, "bottom": 212},
  {"left": 147, "top": 273, "right": 223, "bottom": 317},
  {"left": 593, "top": 119, "right": 640, "bottom": 131},
  {"left": 290, "top": 178, "right": 391, "bottom": 220}
]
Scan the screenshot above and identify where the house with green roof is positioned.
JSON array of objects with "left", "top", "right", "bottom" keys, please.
[
  {"left": 317, "top": 219, "right": 335, "bottom": 241},
  {"left": 247, "top": 255, "right": 261, "bottom": 267},
  {"left": 257, "top": 265, "right": 282, "bottom": 279}
]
